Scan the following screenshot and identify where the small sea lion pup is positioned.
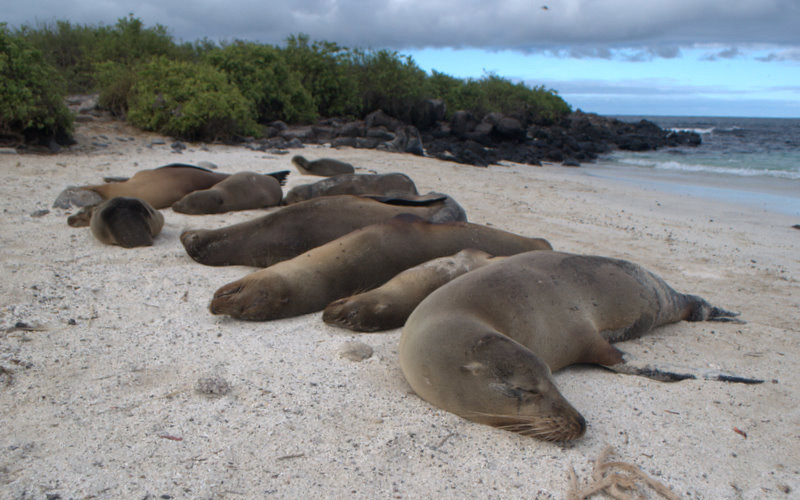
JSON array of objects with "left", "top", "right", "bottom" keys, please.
[
  {"left": 89, "top": 197, "right": 164, "bottom": 248},
  {"left": 291, "top": 155, "right": 355, "bottom": 177},
  {"left": 172, "top": 171, "right": 285, "bottom": 214},
  {"left": 399, "top": 251, "right": 757, "bottom": 442},
  {"left": 82, "top": 164, "right": 289, "bottom": 209},
  {"left": 180, "top": 194, "right": 467, "bottom": 267},
  {"left": 209, "top": 216, "right": 552, "bottom": 321},
  {"left": 323, "top": 249, "right": 501, "bottom": 332},
  {"left": 283, "top": 173, "right": 418, "bottom": 204}
]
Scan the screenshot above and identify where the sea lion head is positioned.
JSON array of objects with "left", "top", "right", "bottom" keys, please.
[
  {"left": 458, "top": 333, "right": 587, "bottom": 441},
  {"left": 401, "top": 318, "right": 587, "bottom": 441},
  {"left": 172, "top": 189, "right": 225, "bottom": 214},
  {"left": 209, "top": 271, "right": 295, "bottom": 321},
  {"left": 322, "top": 295, "right": 395, "bottom": 332}
]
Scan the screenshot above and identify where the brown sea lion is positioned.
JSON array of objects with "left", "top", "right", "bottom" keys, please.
[
  {"left": 83, "top": 164, "right": 289, "bottom": 209},
  {"left": 323, "top": 249, "right": 501, "bottom": 332},
  {"left": 283, "top": 173, "right": 418, "bottom": 204},
  {"left": 209, "top": 216, "right": 552, "bottom": 321},
  {"left": 399, "top": 251, "right": 756, "bottom": 442},
  {"left": 89, "top": 197, "right": 164, "bottom": 248},
  {"left": 83, "top": 164, "right": 229, "bottom": 209},
  {"left": 291, "top": 155, "right": 355, "bottom": 176},
  {"left": 172, "top": 171, "right": 284, "bottom": 214},
  {"left": 180, "top": 194, "right": 467, "bottom": 267}
]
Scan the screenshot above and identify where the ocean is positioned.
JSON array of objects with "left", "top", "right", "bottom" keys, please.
[{"left": 594, "top": 116, "right": 800, "bottom": 216}]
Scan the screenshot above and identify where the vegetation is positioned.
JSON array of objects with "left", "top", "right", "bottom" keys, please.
[
  {"left": 4, "top": 16, "right": 572, "bottom": 143},
  {"left": 0, "top": 24, "right": 73, "bottom": 145},
  {"left": 126, "top": 57, "right": 259, "bottom": 141}
]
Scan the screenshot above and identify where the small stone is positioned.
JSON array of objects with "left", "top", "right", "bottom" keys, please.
[
  {"left": 339, "top": 341, "right": 374, "bottom": 362},
  {"left": 30, "top": 209, "right": 50, "bottom": 217},
  {"left": 52, "top": 186, "right": 103, "bottom": 209},
  {"left": 195, "top": 376, "right": 231, "bottom": 396}
]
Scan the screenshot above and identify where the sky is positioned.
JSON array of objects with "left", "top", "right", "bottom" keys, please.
[{"left": 8, "top": 0, "right": 800, "bottom": 117}]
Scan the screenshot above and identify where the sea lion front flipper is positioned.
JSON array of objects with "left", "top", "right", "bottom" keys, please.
[
  {"left": 67, "top": 203, "right": 99, "bottom": 227},
  {"left": 603, "top": 354, "right": 763, "bottom": 384}
]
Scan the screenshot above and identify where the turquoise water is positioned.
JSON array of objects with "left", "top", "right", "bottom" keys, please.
[
  {"left": 591, "top": 117, "right": 800, "bottom": 216},
  {"left": 607, "top": 116, "right": 800, "bottom": 180}
]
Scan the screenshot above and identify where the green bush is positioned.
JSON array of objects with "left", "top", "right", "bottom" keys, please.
[
  {"left": 283, "top": 34, "right": 359, "bottom": 118},
  {"left": 205, "top": 41, "right": 316, "bottom": 123},
  {"left": 126, "top": 56, "right": 259, "bottom": 141},
  {"left": 94, "top": 61, "right": 135, "bottom": 117},
  {"left": 0, "top": 25, "right": 73, "bottom": 144},
  {"left": 424, "top": 72, "right": 570, "bottom": 124},
  {"left": 347, "top": 48, "right": 428, "bottom": 119}
]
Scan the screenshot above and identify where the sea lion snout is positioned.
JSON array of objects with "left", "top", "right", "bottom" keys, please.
[{"left": 210, "top": 275, "right": 292, "bottom": 320}]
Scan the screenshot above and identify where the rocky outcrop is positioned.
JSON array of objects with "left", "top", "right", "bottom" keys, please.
[{"left": 250, "top": 105, "right": 701, "bottom": 167}]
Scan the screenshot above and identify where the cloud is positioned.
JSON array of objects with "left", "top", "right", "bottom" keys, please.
[
  {"left": 6, "top": 0, "right": 800, "bottom": 59},
  {"left": 701, "top": 47, "right": 742, "bottom": 61},
  {"left": 756, "top": 48, "right": 800, "bottom": 62}
]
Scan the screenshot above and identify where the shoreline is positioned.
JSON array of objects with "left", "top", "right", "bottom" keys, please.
[
  {"left": 1, "top": 129, "right": 798, "bottom": 499},
  {"left": 569, "top": 159, "right": 800, "bottom": 217}
]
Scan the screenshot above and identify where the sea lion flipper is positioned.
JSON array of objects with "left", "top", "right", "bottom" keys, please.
[
  {"left": 604, "top": 355, "right": 763, "bottom": 384},
  {"left": 267, "top": 170, "right": 291, "bottom": 186},
  {"left": 363, "top": 193, "right": 448, "bottom": 206}
]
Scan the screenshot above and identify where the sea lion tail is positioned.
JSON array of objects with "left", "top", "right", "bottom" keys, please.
[
  {"left": 684, "top": 294, "right": 745, "bottom": 323},
  {"left": 266, "top": 170, "right": 291, "bottom": 186}
]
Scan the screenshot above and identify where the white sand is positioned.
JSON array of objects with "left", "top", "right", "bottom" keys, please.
[{"left": 1, "top": 118, "right": 798, "bottom": 499}]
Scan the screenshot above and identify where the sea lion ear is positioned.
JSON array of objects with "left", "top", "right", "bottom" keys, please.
[{"left": 460, "top": 362, "right": 486, "bottom": 375}]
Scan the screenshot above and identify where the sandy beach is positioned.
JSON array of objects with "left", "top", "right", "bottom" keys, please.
[{"left": 1, "top": 118, "right": 798, "bottom": 499}]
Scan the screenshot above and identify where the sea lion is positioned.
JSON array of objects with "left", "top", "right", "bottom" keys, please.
[
  {"left": 89, "top": 197, "right": 164, "bottom": 248},
  {"left": 83, "top": 164, "right": 229, "bottom": 209},
  {"left": 172, "top": 171, "right": 284, "bottom": 214},
  {"left": 83, "top": 164, "right": 289, "bottom": 209},
  {"left": 323, "top": 249, "right": 501, "bottom": 332},
  {"left": 291, "top": 155, "right": 355, "bottom": 176},
  {"left": 209, "top": 216, "right": 552, "bottom": 321},
  {"left": 283, "top": 173, "right": 418, "bottom": 204},
  {"left": 180, "top": 194, "right": 467, "bottom": 267},
  {"left": 399, "top": 251, "right": 750, "bottom": 441}
]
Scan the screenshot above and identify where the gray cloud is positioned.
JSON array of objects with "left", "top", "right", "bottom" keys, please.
[
  {"left": 756, "top": 48, "right": 800, "bottom": 62},
  {"left": 7, "top": 0, "right": 800, "bottom": 58}
]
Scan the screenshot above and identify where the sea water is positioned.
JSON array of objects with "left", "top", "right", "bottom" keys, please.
[{"left": 596, "top": 116, "right": 800, "bottom": 216}]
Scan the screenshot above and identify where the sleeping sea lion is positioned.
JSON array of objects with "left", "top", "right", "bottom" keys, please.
[
  {"left": 291, "top": 155, "right": 355, "bottom": 176},
  {"left": 323, "top": 249, "right": 500, "bottom": 332},
  {"left": 83, "top": 164, "right": 289, "bottom": 209},
  {"left": 172, "top": 171, "right": 284, "bottom": 214},
  {"left": 180, "top": 194, "right": 467, "bottom": 267},
  {"left": 209, "top": 216, "right": 552, "bottom": 321},
  {"left": 399, "top": 251, "right": 756, "bottom": 441},
  {"left": 283, "top": 173, "right": 418, "bottom": 204},
  {"left": 89, "top": 197, "right": 164, "bottom": 248},
  {"left": 83, "top": 164, "right": 229, "bottom": 209}
]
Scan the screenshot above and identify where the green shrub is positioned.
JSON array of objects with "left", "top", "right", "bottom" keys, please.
[
  {"left": 94, "top": 61, "right": 135, "bottom": 117},
  {"left": 425, "top": 72, "right": 571, "bottom": 124},
  {"left": 346, "top": 48, "right": 428, "bottom": 118},
  {"left": 205, "top": 41, "right": 316, "bottom": 123},
  {"left": 0, "top": 25, "right": 73, "bottom": 144},
  {"left": 126, "top": 56, "right": 259, "bottom": 141},
  {"left": 283, "top": 34, "right": 359, "bottom": 118}
]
